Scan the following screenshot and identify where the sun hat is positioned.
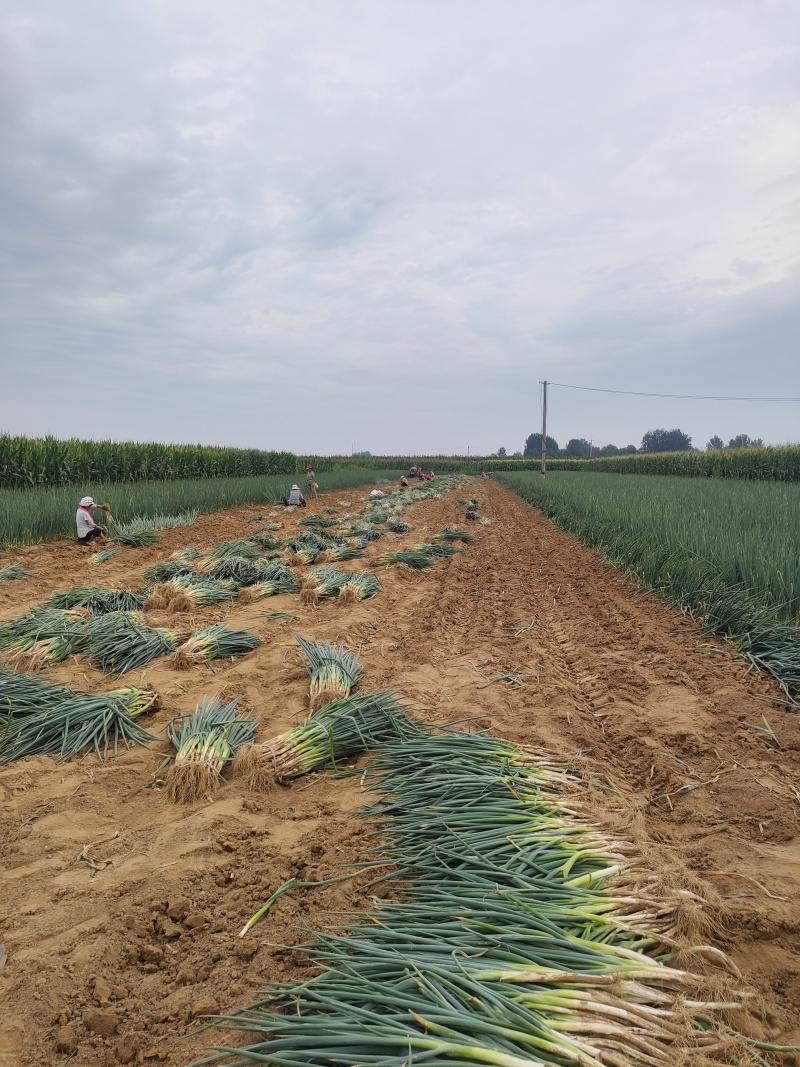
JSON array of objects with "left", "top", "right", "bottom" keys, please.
[
  {"left": 79, "top": 496, "right": 95, "bottom": 507},
  {"left": 291, "top": 484, "right": 299, "bottom": 490}
]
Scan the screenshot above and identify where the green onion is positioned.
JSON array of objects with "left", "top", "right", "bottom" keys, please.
[
  {"left": 381, "top": 549, "right": 434, "bottom": 570},
  {"left": 295, "top": 634, "right": 363, "bottom": 709},
  {"left": 88, "top": 612, "right": 180, "bottom": 674},
  {"left": 172, "top": 625, "right": 260, "bottom": 669},
  {"left": 89, "top": 549, "right": 121, "bottom": 564},
  {"left": 338, "top": 569, "right": 382, "bottom": 605},
  {"left": 234, "top": 690, "right": 415, "bottom": 789},
  {"left": 0, "top": 675, "right": 158, "bottom": 763},
  {"left": 436, "top": 525, "right": 475, "bottom": 543},
  {"left": 165, "top": 694, "right": 257, "bottom": 803},
  {"left": 0, "top": 563, "right": 34, "bottom": 581},
  {"left": 44, "top": 586, "right": 146, "bottom": 614}
]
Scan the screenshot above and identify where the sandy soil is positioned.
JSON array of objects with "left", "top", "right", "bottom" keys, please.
[{"left": 1, "top": 480, "right": 799, "bottom": 1066}]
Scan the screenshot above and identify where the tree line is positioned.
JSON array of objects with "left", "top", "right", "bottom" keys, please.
[{"left": 489, "top": 429, "right": 766, "bottom": 459}]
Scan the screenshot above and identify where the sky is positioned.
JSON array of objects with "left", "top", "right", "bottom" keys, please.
[{"left": 1, "top": 0, "right": 799, "bottom": 456}]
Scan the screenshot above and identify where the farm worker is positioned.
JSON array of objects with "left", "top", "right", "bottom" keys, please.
[
  {"left": 399, "top": 476, "right": 409, "bottom": 486},
  {"left": 285, "top": 485, "right": 306, "bottom": 507},
  {"left": 76, "top": 496, "right": 110, "bottom": 545},
  {"left": 369, "top": 489, "right": 385, "bottom": 498},
  {"left": 305, "top": 465, "right": 318, "bottom": 499}
]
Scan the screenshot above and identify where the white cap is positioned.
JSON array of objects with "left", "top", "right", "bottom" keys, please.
[{"left": 80, "top": 496, "right": 95, "bottom": 507}]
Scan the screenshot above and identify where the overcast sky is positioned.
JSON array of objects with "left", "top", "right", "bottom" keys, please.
[{"left": 1, "top": 1, "right": 799, "bottom": 455}]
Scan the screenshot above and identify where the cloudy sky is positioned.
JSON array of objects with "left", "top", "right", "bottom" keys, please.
[{"left": 1, "top": 1, "right": 799, "bottom": 455}]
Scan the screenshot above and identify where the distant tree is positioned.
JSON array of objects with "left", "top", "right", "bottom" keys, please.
[
  {"left": 706, "top": 436, "right": 725, "bottom": 451},
  {"left": 511, "top": 451, "right": 522, "bottom": 458},
  {"left": 564, "top": 437, "right": 591, "bottom": 458},
  {"left": 640, "top": 428, "right": 692, "bottom": 453},
  {"left": 497, "top": 446, "right": 507, "bottom": 458},
  {"left": 618, "top": 445, "right": 638, "bottom": 454},
  {"left": 523, "top": 433, "right": 559, "bottom": 458},
  {"left": 727, "top": 434, "right": 764, "bottom": 449},
  {"left": 599, "top": 444, "right": 619, "bottom": 456},
  {"left": 352, "top": 450, "right": 372, "bottom": 458}
]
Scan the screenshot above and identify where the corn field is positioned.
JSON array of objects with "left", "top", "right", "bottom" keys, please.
[
  {"left": 310, "top": 446, "right": 800, "bottom": 481},
  {"left": 0, "top": 470, "right": 397, "bottom": 546},
  {"left": 0, "top": 435, "right": 296, "bottom": 488},
  {"left": 498, "top": 471, "right": 800, "bottom": 697}
]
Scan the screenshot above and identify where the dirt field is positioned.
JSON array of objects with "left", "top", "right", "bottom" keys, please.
[{"left": 1, "top": 479, "right": 799, "bottom": 1067}]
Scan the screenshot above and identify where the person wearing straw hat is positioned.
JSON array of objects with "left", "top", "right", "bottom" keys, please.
[
  {"left": 284, "top": 484, "right": 307, "bottom": 507},
  {"left": 76, "top": 496, "right": 111, "bottom": 545},
  {"left": 305, "top": 464, "right": 318, "bottom": 499}
]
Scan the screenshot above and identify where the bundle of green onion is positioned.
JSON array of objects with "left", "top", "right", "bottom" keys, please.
[
  {"left": 171, "top": 546, "right": 202, "bottom": 560},
  {"left": 337, "top": 569, "right": 382, "bottom": 605},
  {"left": 234, "top": 690, "right": 416, "bottom": 790},
  {"left": 318, "top": 544, "right": 365, "bottom": 563},
  {"left": 435, "top": 525, "right": 475, "bottom": 543},
  {"left": 299, "top": 564, "right": 353, "bottom": 606},
  {"left": 202, "top": 539, "right": 264, "bottom": 565},
  {"left": 295, "top": 634, "right": 363, "bottom": 709},
  {"left": 380, "top": 549, "right": 434, "bottom": 570},
  {"left": 107, "top": 518, "right": 161, "bottom": 547},
  {"left": 0, "top": 564, "right": 33, "bottom": 582},
  {"left": 2, "top": 609, "right": 91, "bottom": 671},
  {"left": 207, "top": 556, "right": 268, "bottom": 586},
  {"left": 172, "top": 625, "right": 261, "bottom": 669},
  {"left": 238, "top": 566, "right": 299, "bottom": 603},
  {"left": 299, "top": 514, "right": 339, "bottom": 528},
  {"left": 386, "top": 518, "right": 412, "bottom": 533},
  {"left": 415, "top": 541, "right": 463, "bottom": 557},
  {"left": 143, "top": 560, "right": 197, "bottom": 583},
  {"left": 216, "top": 727, "right": 756, "bottom": 1067},
  {"left": 0, "top": 675, "right": 158, "bottom": 763},
  {"left": 44, "top": 586, "right": 146, "bottom": 614},
  {"left": 249, "top": 534, "right": 282, "bottom": 550},
  {"left": 88, "top": 612, "right": 181, "bottom": 674},
  {"left": 165, "top": 694, "right": 257, "bottom": 803},
  {"left": 89, "top": 549, "right": 121, "bottom": 565},
  {"left": 366, "top": 510, "right": 388, "bottom": 524},
  {"left": 348, "top": 526, "right": 384, "bottom": 545},
  {"left": 144, "top": 574, "right": 237, "bottom": 612}
]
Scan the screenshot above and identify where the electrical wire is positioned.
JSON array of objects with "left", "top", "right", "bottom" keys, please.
[{"left": 545, "top": 382, "right": 800, "bottom": 402}]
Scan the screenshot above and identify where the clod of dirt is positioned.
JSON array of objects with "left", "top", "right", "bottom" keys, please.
[
  {"left": 84, "top": 1008, "right": 120, "bottom": 1037},
  {"left": 54, "top": 1024, "right": 78, "bottom": 1054}
]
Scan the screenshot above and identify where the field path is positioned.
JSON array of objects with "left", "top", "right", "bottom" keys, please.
[{"left": 1, "top": 478, "right": 799, "bottom": 1065}]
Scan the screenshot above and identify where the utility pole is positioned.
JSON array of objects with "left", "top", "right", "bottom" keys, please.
[
  {"left": 467, "top": 445, "right": 470, "bottom": 458},
  {"left": 540, "top": 380, "right": 548, "bottom": 475}
]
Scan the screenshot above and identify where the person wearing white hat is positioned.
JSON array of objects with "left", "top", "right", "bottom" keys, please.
[
  {"left": 283, "top": 484, "right": 306, "bottom": 508},
  {"left": 76, "top": 496, "right": 111, "bottom": 545}
]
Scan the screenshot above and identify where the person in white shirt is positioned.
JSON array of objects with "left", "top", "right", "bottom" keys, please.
[
  {"left": 284, "top": 485, "right": 306, "bottom": 507},
  {"left": 76, "top": 496, "right": 110, "bottom": 545}
]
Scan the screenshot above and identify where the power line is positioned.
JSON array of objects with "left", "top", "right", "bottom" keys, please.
[{"left": 546, "top": 382, "right": 800, "bottom": 402}]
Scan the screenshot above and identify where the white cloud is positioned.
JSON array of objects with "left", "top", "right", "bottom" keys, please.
[{"left": 1, "top": 0, "right": 799, "bottom": 453}]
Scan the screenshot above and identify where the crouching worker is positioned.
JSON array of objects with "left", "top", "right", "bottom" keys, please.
[
  {"left": 76, "top": 496, "right": 111, "bottom": 545},
  {"left": 284, "top": 484, "right": 306, "bottom": 507}
]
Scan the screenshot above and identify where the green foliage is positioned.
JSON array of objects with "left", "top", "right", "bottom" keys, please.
[
  {"left": 498, "top": 471, "right": 800, "bottom": 695},
  {"left": 640, "top": 428, "right": 693, "bottom": 453},
  {"left": 0, "top": 470, "right": 399, "bottom": 546},
  {"left": 0, "top": 433, "right": 295, "bottom": 488},
  {"left": 544, "top": 446, "right": 800, "bottom": 480}
]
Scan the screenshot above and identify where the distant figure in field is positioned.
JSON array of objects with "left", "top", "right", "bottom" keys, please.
[
  {"left": 305, "top": 465, "right": 318, "bottom": 499},
  {"left": 76, "top": 496, "right": 110, "bottom": 546},
  {"left": 285, "top": 485, "right": 306, "bottom": 507},
  {"left": 399, "top": 476, "right": 409, "bottom": 486}
]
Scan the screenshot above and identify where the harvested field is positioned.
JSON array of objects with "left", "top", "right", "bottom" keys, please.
[{"left": 1, "top": 480, "right": 800, "bottom": 1066}]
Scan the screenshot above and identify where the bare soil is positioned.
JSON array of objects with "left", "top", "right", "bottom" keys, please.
[{"left": 1, "top": 480, "right": 799, "bottom": 1066}]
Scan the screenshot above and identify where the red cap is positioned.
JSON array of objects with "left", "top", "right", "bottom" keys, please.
[{"left": 306, "top": 464, "right": 313, "bottom": 469}]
